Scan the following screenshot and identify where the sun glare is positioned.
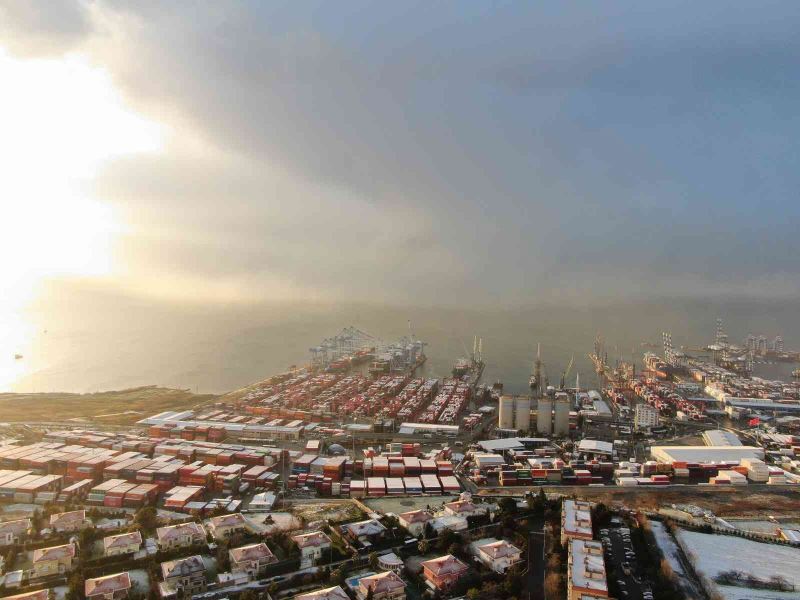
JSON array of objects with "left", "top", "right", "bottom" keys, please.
[{"left": 0, "top": 49, "right": 164, "bottom": 389}]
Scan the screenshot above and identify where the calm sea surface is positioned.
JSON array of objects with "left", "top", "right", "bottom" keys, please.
[{"left": 5, "top": 289, "right": 800, "bottom": 395}]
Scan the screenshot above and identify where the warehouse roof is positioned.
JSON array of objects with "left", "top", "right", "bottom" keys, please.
[{"left": 651, "top": 445, "right": 764, "bottom": 464}]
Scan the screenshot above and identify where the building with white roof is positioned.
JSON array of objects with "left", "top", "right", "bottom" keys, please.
[
  {"left": 561, "top": 499, "right": 593, "bottom": 545},
  {"left": 567, "top": 539, "right": 608, "bottom": 599},
  {"left": 650, "top": 445, "right": 764, "bottom": 464}
]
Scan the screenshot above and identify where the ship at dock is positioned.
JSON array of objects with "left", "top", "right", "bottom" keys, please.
[
  {"left": 309, "top": 326, "right": 426, "bottom": 376},
  {"left": 452, "top": 335, "right": 485, "bottom": 387}
]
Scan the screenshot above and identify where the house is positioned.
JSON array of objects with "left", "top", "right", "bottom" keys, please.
[
  {"left": 216, "top": 570, "right": 250, "bottom": 588},
  {"left": 296, "top": 586, "right": 351, "bottom": 600},
  {"left": 378, "top": 552, "right": 404, "bottom": 574},
  {"left": 49, "top": 510, "right": 88, "bottom": 533},
  {"left": 103, "top": 531, "right": 143, "bottom": 557},
  {"left": 85, "top": 572, "right": 132, "bottom": 600},
  {"left": 420, "top": 555, "right": 469, "bottom": 590},
  {"left": 429, "top": 514, "right": 468, "bottom": 533},
  {"left": 155, "top": 522, "right": 206, "bottom": 550},
  {"left": 3, "top": 591, "right": 50, "bottom": 600},
  {"left": 356, "top": 571, "right": 406, "bottom": 600},
  {"left": 341, "top": 519, "right": 387, "bottom": 544},
  {"left": 0, "top": 519, "right": 32, "bottom": 546},
  {"left": 397, "top": 510, "right": 432, "bottom": 537},
  {"left": 474, "top": 539, "right": 522, "bottom": 573},
  {"left": 160, "top": 555, "right": 207, "bottom": 598},
  {"left": 291, "top": 531, "right": 332, "bottom": 567},
  {"left": 32, "top": 543, "right": 76, "bottom": 578},
  {"left": 229, "top": 543, "right": 277, "bottom": 579},
  {"left": 207, "top": 513, "right": 249, "bottom": 540},
  {"left": 567, "top": 539, "right": 608, "bottom": 600},
  {"left": 443, "top": 500, "right": 487, "bottom": 519}
]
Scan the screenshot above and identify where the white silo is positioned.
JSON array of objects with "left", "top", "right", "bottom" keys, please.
[
  {"left": 536, "top": 397, "right": 553, "bottom": 435},
  {"left": 514, "top": 397, "right": 531, "bottom": 432},
  {"left": 554, "top": 396, "right": 571, "bottom": 436},
  {"left": 498, "top": 395, "right": 515, "bottom": 429}
]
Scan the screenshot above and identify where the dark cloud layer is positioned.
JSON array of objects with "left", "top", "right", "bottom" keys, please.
[{"left": 4, "top": 1, "right": 800, "bottom": 306}]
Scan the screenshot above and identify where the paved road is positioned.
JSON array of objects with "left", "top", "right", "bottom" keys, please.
[{"left": 526, "top": 518, "right": 545, "bottom": 600}]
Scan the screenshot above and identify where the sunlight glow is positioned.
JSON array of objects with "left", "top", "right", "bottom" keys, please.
[{"left": 0, "top": 49, "right": 164, "bottom": 389}]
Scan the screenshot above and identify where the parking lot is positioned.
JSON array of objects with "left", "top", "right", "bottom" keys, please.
[{"left": 599, "top": 521, "right": 653, "bottom": 600}]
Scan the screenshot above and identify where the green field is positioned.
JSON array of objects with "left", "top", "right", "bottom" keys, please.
[{"left": 0, "top": 385, "right": 217, "bottom": 425}]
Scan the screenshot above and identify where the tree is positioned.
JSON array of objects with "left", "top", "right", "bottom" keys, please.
[
  {"left": 499, "top": 497, "right": 517, "bottom": 516},
  {"left": 466, "top": 589, "right": 480, "bottom": 600},
  {"left": 239, "top": 592, "right": 257, "bottom": 600},
  {"left": 368, "top": 551, "right": 379, "bottom": 570},
  {"left": 331, "top": 568, "right": 346, "bottom": 586},
  {"left": 418, "top": 538, "right": 430, "bottom": 554},
  {"left": 134, "top": 506, "right": 158, "bottom": 531}
]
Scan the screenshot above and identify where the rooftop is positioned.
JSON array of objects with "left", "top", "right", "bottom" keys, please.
[
  {"left": 295, "top": 586, "right": 351, "bottom": 600},
  {"left": 569, "top": 539, "right": 608, "bottom": 595},
  {"left": 161, "top": 555, "right": 206, "bottom": 579},
  {"left": 291, "top": 531, "right": 332, "bottom": 549},
  {"left": 476, "top": 539, "right": 521, "bottom": 559},
  {"left": 85, "top": 572, "right": 132, "bottom": 598},
  {"left": 229, "top": 543, "right": 275, "bottom": 563},
  {"left": 103, "top": 531, "right": 142, "bottom": 551},
  {"left": 358, "top": 571, "right": 405, "bottom": 594},
  {"left": 420, "top": 554, "right": 469, "bottom": 576},
  {"left": 33, "top": 543, "right": 76, "bottom": 563},
  {"left": 563, "top": 499, "right": 593, "bottom": 538}
]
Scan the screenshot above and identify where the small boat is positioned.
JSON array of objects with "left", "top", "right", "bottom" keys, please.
[{"left": 14, "top": 354, "right": 23, "bottom": 360}]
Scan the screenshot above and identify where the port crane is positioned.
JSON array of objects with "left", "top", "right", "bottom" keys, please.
[{"left": 559, "top": 354, "right": 574, "bottom": 390}]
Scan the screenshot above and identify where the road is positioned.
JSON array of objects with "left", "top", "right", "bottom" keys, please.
[{"left": 526, "top": 518, "right": 545, "bottom": 600}]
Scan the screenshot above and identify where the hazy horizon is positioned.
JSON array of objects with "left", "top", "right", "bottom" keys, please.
[{"left": 2, "top": 2, "right": 800, "bottom": 392}]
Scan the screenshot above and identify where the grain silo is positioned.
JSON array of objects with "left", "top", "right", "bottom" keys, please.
[
  {"left": 536, "top": 397, "right": 553, "bottom": 435},
  {"left": 554, "top": 395, "right": 571, "bottom": 436},
  {"left": 514, "top": 397, "right": 531, "bottom": 432},
  {"left": 498, "top": 395, "right": 515, "bottom": 429}
]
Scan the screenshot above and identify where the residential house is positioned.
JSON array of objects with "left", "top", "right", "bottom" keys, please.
[
  {"left": 0, "top": 519, "right": 32, "bottom": 546},
  {"left": 229, "top": 543, "right": 277, "bottom": 579},
  {"left": 443, "top": 500, "right": 487, "bottom": 519},
  {"left": 32, "top": 543, "right": 76, "bottom": 579},
  {"left": 103, "top": 532, "right": 142, "bottom": 557},
  {"left": 397, "top": 510, "right": 431, "bottom": 537},
  {"left": 474, "top": 539, "right": 522, "bottom": 573},
  {"left": 155, "top": 522, "right": 206, "bottom": 550},
  {"left": 420, "top": 555, "right": 469, "bottom": 590},
  {"left": 207, "top": 513, "right": 249, "bottom": 540},
  {"left": 377, "top": 552, "right": 404, "bottom": 574},
  {"left": 429, "top": 514, "right": 468, "bottom": 533},
  {"left": 295, "top": 586, "right": 350, "bottom": 600},
  {"left": 85, "top": 572, "right": 132, "bottom": 600},
  {"left": 49, "top": 510, "right": 88, "bottom": 533},
  {"left": 341, "top": 519, "right": 387, "bottom": 544},
  {"left": 291, "top": 531, "right": 331, "bottom": 567},
  {"left": 356, "top": 571, "right": 406, "bottom": 600},
  {"left": 160, "top": 555, "right": 207, "bottom": 598}
]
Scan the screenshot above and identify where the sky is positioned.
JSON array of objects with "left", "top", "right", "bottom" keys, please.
[{"left": 2, "top": 1, "right": 800, "bottom": 310}]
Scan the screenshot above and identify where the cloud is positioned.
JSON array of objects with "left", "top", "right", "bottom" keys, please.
[{"left": 3, "top": 1, "right": 800, "bottom": 306}]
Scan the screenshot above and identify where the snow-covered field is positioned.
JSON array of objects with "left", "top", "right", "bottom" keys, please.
[
  {"left": 676, "top": 529, "right": 800, "bottom": 599},
  {"left": 717, "top": 585, "right": 800, "bottom": 600},
  {"left": 651, "top": 521, "right": 685, "bottom": 575}
]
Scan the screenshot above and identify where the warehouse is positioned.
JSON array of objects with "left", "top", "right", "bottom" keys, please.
[{"left": 650, "top": 446, "right": 764, "bottom": 464}]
